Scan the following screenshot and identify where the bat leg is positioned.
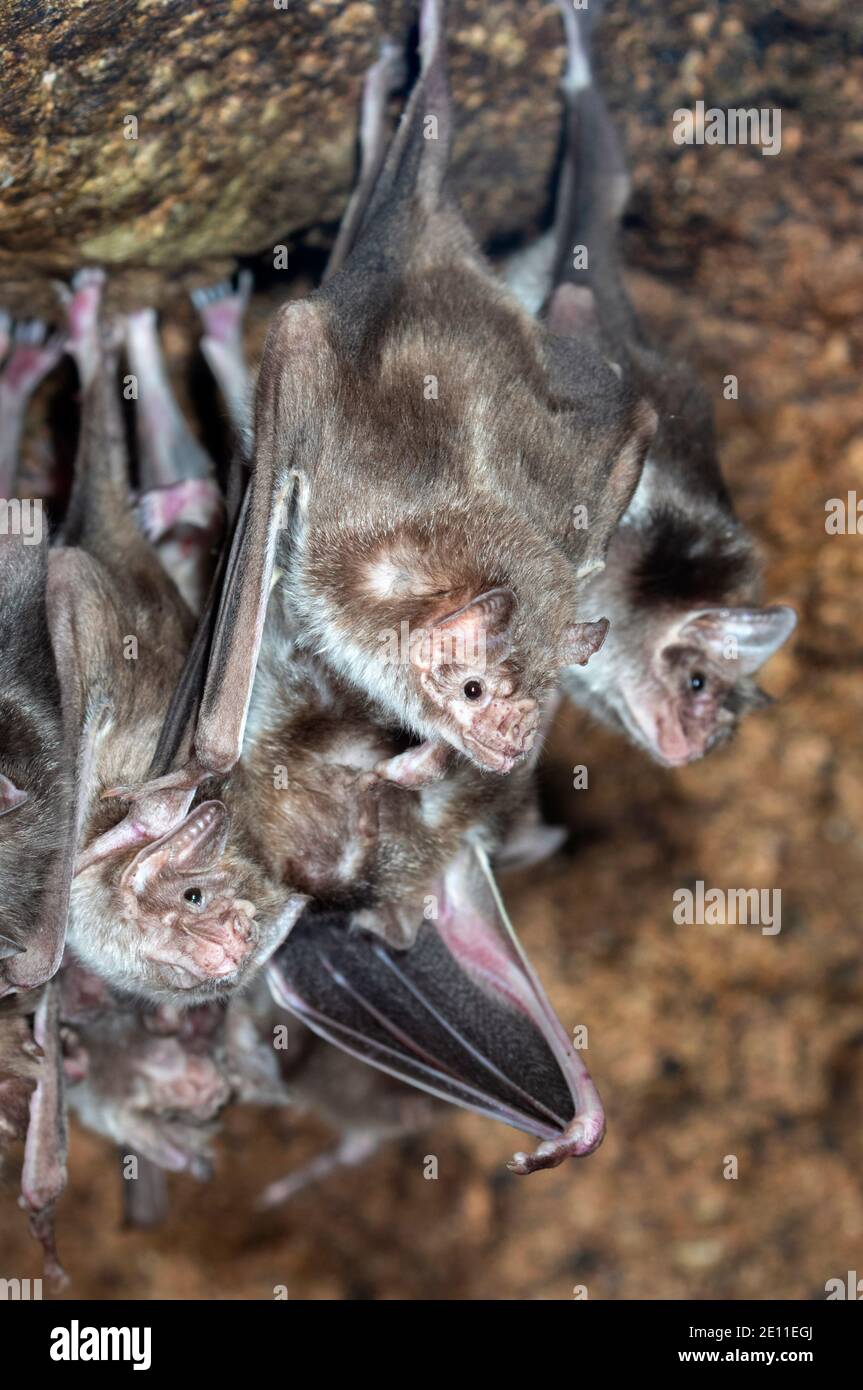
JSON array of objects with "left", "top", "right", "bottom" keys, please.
[
  {"left": 255, "top": 1129, "right": 383, "bottom": 1210},
  {"left": 0, "top": 319, "right": 65, "bottom": 498},
  {"left": 57, "top": 267, "right": 107, "bottom": 391},
  {"left": 126, "top": 307, "right": 214, "bottom": 488},
  {"left": 323, "top": 36, "right": 407, "bottom": 282},
  {"left": 373, "top": 740, "right": 451, "bottom": 787},
  {"left": 120, "top": 1149, "right": 170, "bottom": 1228},
  {"left": 191, "top": 270, "right": 254, "bottom": 439},
  {"left": 20, "top": 981, "right": 69, "bottom": 1288}
]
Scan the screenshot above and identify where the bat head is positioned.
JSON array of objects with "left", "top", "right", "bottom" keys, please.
[
  {"left": 72, "top": 801, "right": 308, "bottom": 1004},
  {"left": 407, "top": 588, "right": 607, "bottom": 771},
  {"left": 621, "top": 605, "right": 796, "bottom": 765},
  {"left": 569, "top": 567, "right": 797, "bottom": 766},
  {"left": 71, "top": 1013, "right": 231, "bottom": 1175}
]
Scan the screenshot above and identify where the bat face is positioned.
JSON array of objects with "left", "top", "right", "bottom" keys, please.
[
  {"left": 410, "top": 588, "right": 541, "bottom": 772},
  {"left": 68, "top": 1008, "right": 231, "bottom": 1176},
  {"left": 565, "top": 497, "right": 797, "bottom": 766},
  {"left": 71, "top": 802, "right": 306, "bottom": 1004}
]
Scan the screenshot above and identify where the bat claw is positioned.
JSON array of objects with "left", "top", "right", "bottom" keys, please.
[{"left": 507, "top": 1111, "right": 606, "bottom": 1175}]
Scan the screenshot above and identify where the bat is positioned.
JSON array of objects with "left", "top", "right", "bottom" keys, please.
[
  {"left": 505, "top": 0, "right": 796, "bottom": 766},
  {"left": 65, "top": 996, "right": 231, "bottom": 1181},
  {"left": 125, "top": 302, "right": 225, "bottom": 616},
  {"left": 229, "top": 587, "right": 541, "bottom": 946},
  {"left": 191, "top": 270, "right": 255, "bottom": 444},
  {"left": 0, "top": 522, "right": 77, "bottom": 998},
  {"left": 111, "top": 0, "right": 654, "bottom": 838},
  {"left": 0, "top": 319, "right": 65, "bottom": 501},
  {"left": 52, "top": 271, "right": 307, "bottom": 1005}
]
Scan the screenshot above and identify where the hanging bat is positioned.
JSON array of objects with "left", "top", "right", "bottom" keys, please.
[
  {"left": 65, "top": 992, "right": 231, "bottom": 1181},
  {"left": 505, "top": 0, "right": 796, "bottom": 766},
  {"left": 107, "top": 0, "right": 654, "bottom": 844},
  {"left": 52, "top": 271, "right": 306, "bottom": 1005},
  {"left": 124, "top": 302, "right": 225, "bottom": 616},
  {"left": 228, "top": 584, "right": 544, "bottom": 946},
  {"left": 0, "top": 319, "right": 65, "bottom": 501},
  {"left": 0, "top": 520, "right": 76, "bottom": 998},
  {"left": 191, "top": 270, "right": 256, "bottom": 444}
]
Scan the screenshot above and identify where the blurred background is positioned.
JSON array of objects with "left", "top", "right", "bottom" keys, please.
[{"left": 1, "top": 0, "right": 861, "bottom": 1298}]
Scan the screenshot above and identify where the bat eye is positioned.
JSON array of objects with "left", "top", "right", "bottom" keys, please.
[
  {"left": 183, "top": 887, "right": 204, "bottom": 907},
  {"left": 689, "top": 672, "right": 707, "bottom": 692},
  {"left": 463, "top": 679, "right": 484, "bottom": 701}
]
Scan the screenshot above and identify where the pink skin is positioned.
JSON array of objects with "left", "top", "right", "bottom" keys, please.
[
  {"left": 0, "top": 772, "right": 28, "bottom": 816},
  {"left": 125, "top": 307, "right": 213, "bottom": 488},
  {"left": 125, "top": 306, "right": 224, "bottom": 612},
  {"left": 0, "top": 309, "right": 10, "bottom": 364},
  {"left": 191, "top": 271, "right": 254, "bottom": 439},
  {"left": 434, "top": 865, "right": 606, "bottom": 1172},
  {"left": 0, "top": 321, "right": 65, "bottom": 499},
  {"left": 57, "top": 267, "right": 106, "bottom": 390}
]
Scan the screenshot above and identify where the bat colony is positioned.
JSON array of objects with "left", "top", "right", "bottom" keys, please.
[{"left": 0, "top": 0, "right": 795, "bottom": 1282}]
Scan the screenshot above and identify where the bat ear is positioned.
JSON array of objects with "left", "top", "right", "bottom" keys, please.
[
  {"left": 561, "top": 618, "right": 609, "bottom": 667},
  {"left": 413, "top": 587, "right": 516, "bottom": 671},
  {"left": 120, "top": 802, "right": 230, "bottom": 896},
  {"left": 0, "top": 773, "right": 28, "bottom": 817},
  {"left": 681, "top": 605, "right": 797, "bottom": 674},
  {"left": 567, "top": 394, "right": 657, "bottom": 580}
]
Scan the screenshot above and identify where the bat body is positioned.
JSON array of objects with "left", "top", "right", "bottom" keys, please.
[
  {"left": 230, "top": 588, "right": 538, "bottom": 944},
  {"left": 0, "top": 320, "right": 64, "bottom": 501},
  {"left": 63, "top": 982, "right": 230, "bottom": 1179},
  {"left": 505, "top": 1, "right": 795, "bottom": 766},
  {"left": 54, "top": 273, "right": 306, "bottom": 1005},
  {"left": 135, "top": 0, "right": 656, "bottom": 812},
  {"left": 0, "top": 529, "right": 74, "bottom": 999},
  {"left": 126, "top": 306, "right": 224, "bottom": 616}
]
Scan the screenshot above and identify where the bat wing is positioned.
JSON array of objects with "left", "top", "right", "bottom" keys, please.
[{"left": 268, "top": 842, "right": 605, "bottom": 1174}]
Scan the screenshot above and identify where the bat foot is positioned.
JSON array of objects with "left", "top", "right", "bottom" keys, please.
[
  {"left": 507, "top": 1110, "right": 606, "bottom": 1175},
  {"left": 0, "top": 319, "right": 65, "bottom": 400},
  {"left": 191, "top": 269, "right": 253, "bottom": 344}
]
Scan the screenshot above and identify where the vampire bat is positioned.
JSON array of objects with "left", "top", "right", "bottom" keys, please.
[
  {"left": 118, "top": 0, "right": 654, "bottom": 830},
  {"left": 191, "top": 271, "right": 255, "bottom": 445},
  {"left": 504, "top": 1, "right": 796, "bottom": 766},
  {"left": 52, "top": 272, "right": 306, "bottom": 1005},
  {"left": 0, "top": 319, "right": 65, "bottom": 501},
  {"left": 64, "top": 991, "right": 231, "bottom": 1181},
  {"left": 125, "top": 303, "right": 225, "bottom": 616},
  {"left": 227, "top": 585, "right": 543, "bottom": 946}
]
